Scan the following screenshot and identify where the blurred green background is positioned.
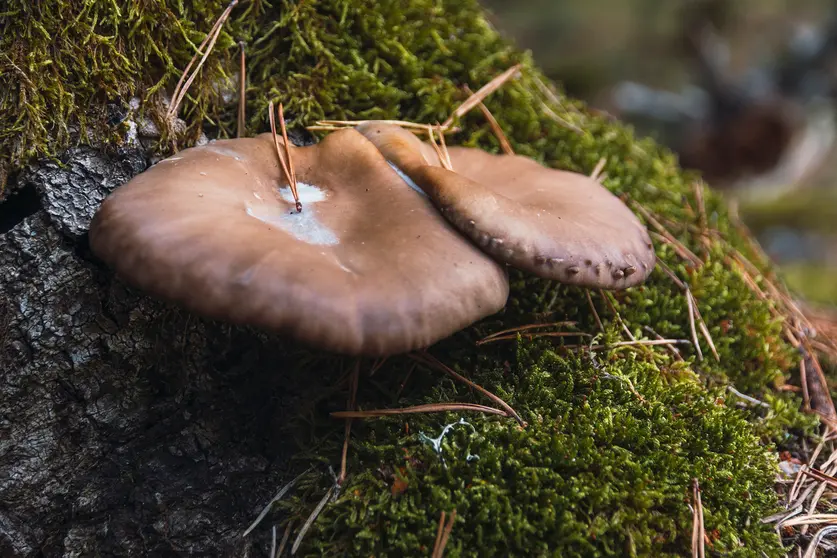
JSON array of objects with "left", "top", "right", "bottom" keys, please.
[{"left": 483, "top": 0, "right": 837, "bottom": 306}]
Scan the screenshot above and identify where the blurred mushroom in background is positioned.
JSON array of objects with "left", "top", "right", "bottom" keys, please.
[{"left": 607, "top": 0, "right": 837, "bottom": 199}]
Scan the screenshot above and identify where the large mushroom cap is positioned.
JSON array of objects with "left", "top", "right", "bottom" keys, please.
[
  {"left": 89, "top": 129, "right": 509, "bottom": 356},
  {"left": 357, "top": 123, "right": 655, "bottom": 289}
]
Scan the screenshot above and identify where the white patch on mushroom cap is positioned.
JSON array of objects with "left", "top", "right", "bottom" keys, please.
[
  {"left": 205, "top": 144, "right": 245, "bottom": 161},
  {"left": 277, "top": 182, "right": 327, "bottom": 204},
  {"left": 245, "top": 182, "right": 338, "bottom": 246},
  {"left": 388, "top": 162, "right": 426, "bottom": 196}
]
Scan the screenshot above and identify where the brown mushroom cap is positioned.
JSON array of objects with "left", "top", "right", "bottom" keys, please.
[
  {"left": 356, "top": 122, "right": 655, "bottom": 289},
  {"left": 89, "top": 129, "right": 509, "bottom": 356}
]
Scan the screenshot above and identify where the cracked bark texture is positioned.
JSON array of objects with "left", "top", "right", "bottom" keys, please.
[{"left": 0, "top": 146, "right": 314, "bottom": 557}]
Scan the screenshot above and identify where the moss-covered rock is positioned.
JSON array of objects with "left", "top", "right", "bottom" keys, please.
[{"left": 1, "top": 0, "right": 820, "bottom": 556}]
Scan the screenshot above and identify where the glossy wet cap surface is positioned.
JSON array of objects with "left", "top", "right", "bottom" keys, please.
[{"left": 89, "top": 129, "right": 509, "bottom": 356}]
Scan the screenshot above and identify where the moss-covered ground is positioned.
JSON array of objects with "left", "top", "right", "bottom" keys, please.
[{"left": 1, "top": 0, "right": 824, "bottom": 555}]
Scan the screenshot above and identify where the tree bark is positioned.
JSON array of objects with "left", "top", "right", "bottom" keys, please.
[{"left": 1, "top": 147, "right": 301, "bottom": 557}]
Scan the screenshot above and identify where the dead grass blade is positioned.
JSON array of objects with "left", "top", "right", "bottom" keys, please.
[
  {"left": 692, "top": 297, "right": 720, "bottom": 362},
  {"left": 436, "top": 124, "right": 454, "bottom": 168}
]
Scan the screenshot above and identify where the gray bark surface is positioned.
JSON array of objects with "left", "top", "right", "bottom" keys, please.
[{"left": 1, "top": 145, "right": 310, "bottom": 557}]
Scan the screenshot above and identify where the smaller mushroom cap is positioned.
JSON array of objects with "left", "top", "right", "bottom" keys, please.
[
  {"left": 356, "top": 122, "right": 655, "bottom": 289},
  {"left": 89, "top": 129, "right": 509, "bottom": 356}
]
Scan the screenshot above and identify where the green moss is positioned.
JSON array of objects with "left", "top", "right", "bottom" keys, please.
[
  {"left": 294, "top": 348, "right": 784, "bottom": 557},
  {"left": 1, "top": 0, "right": 822, "bottom": 555}
]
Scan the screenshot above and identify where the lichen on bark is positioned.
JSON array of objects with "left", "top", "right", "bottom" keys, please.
[{"left": 0, "top": 1, "right": 820, "bottom": 556}]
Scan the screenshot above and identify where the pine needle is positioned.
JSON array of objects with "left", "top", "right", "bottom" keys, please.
[
  {"left": 242, "top": 468, "right": 311, "bottom": 537},
  {"left": 268, "top": 101, "right": 293, "bottom": 190},
  {"left": 427, "top": 126, "right": 453, "bottom": 170},
  {"left": 237, "top": 41, "right": 246, "bottom": 138},
  {"left": 278, "top": 103, "right": 301, "bottom": 211},
  {"left": 339, "top": 361, "right": 360, "bottom": 485},
  {"left": 291, "top": 485, "right": 335, "bottom": 555},
  {"left": 590, "top": 157, "right": 606, "bottom": 181},
  {"left": 686, "top": 287, "right": 704, "bottom": 362},
  {"left": 411, "top": 352, "right": 526, "bottom": 427},
  {"left": 331, "top": 402, "right": 508, "bottom": 419},
  {"left": 692, "top": 479, "right": 705, "bottom": 558},
  {"left": 432, "top": 511, "right": 446, "bottom": 558},
  {"left": 464, "top": 85, "right": 514, "bottom": 155},
  {"left": 476, "top": 331, "right": 591, "bottom": 345},
  {"left": 167, "top": 0, "right": 238, "bottom": 125},
  {"left": 432, "top": 509, "right": 457, "bottom": 558},
  {"left": 478, "top": 321, "right": 578, "bottom": 343},
  {"left": 442, "top": 64, "right": 521, "bottom": 129},
  {"left": 309, "top": 119, "right": 451, "bottom": 132},
  {"left": 585, "top": 289, "right": 605, "bottom": 332}
]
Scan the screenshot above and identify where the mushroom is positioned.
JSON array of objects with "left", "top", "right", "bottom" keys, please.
[
  {"left": 89, "top": 129, "right": 509, "bottom": 356},
  {"left": 356, "top": 122, "right": 655, "bottom": 289}
]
